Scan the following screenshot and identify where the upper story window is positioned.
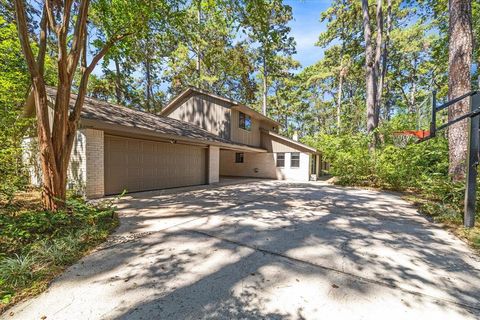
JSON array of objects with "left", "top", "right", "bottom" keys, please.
[
  {"left": 235, "top": 152, "right": 244, "bottom": 163},
  {"left": 291, "top": 152, "right": 300, "bottom": 168},
  {"left": 276, "top": 153, "right": 285, "bottom": 167},
  {"left": 239, "top": 112, "right": 252, "bottom": 131}
]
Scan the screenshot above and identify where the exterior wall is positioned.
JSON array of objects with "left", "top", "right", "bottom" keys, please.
[
  {"left": 22, "top": 138, "right": 42, "bottom": 187},
  {"left": 67, "top": 130, "right": 87, "bottom": 193},
  {"left": 208, "top": 146, "right": 220, "bottom": 184},
  {"left": 168, "top": 93, "right": 231, "bottom": 139},
  {"left": 67, "top": 128, "right": 105, "bottom": 198},
  {"left": 23, "top": 128, "right": 105, "bottom": 198},
  {"left": 275, "top": 152, "right": 310, "bottom": 181},
  {"left": 84, "top": 129, "right": 104, "bottom": 198},
  {"left": 220, "top": 150, "right": 278, "bottom": 179},
  {"left": 262, "top": 133, "right": 308, "bottom": 153},
  {"left": 230, "top": 109, "right": 261, "bottom": 147},
  {"left": 219, "top": 150, "right": 310, "bottom": 181}
]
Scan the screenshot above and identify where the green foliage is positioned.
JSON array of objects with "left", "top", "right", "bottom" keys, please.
[
  {"left": 0, "top": 254, "right": 35, "bottom": 288},
  {"left": 0, "top": 17, "right": 31, "bottom": 203},
  {"left": 305, "top": 116, "right": 480, "bottom": 237},
  {"left": 0, "top": 17, "right": 56, "bottom": 204},
  {"left": 0, "top": 195, "right": 118, "bottom": 307}
]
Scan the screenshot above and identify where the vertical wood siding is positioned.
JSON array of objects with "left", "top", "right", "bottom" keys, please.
[
  {"left": 168, "top": 93, "right": 231, "bottom": 139},
  {"left": 230, "top": 109, "right": 261, "bottom": 147}
]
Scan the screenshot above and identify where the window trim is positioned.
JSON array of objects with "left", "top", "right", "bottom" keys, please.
[
  {"left": 235, "top": 152, "right": 244, "bottom": 163},
  {"left": 290, "top": 152, "right": 300, "bottom": 168},
  {"left": 239, "top": 111, "right": 252, "bottom": 131},
  {"left": 276, "top": 152, "right": 285, "bottom": 168}
]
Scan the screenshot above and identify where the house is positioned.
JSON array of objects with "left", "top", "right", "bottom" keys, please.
[{"left": 24, "top": 87, "right": 321, "bottom": 198}]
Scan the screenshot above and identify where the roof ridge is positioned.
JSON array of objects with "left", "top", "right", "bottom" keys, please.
[{"left": 44, "top": 86, "right": 237, "bottom": 144}]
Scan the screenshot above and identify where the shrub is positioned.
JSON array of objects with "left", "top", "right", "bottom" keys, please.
[
  {"left": 303, "top": 122, "right": 480, "bottom": 229},
  {"left": 0, "top": 254, "right": 35, "bottom": 288},
  {"left": 0, "top": 194, "right": 118, "bottom": 309}
]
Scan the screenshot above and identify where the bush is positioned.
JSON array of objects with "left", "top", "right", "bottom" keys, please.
[
  {"left": 0, "top": 194, "right": 118, "bottom": 309},
  {"left": 0, "top": 254, "right": 35, "bottom": 288},
  {"left": 303, "top": 121, "right": 480, "bottom": 232}
]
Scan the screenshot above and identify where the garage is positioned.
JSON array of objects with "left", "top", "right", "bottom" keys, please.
[{"left": 104, "top": 135, "right": 207, "bottom": 195}]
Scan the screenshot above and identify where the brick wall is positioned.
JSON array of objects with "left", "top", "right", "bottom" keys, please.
[
  {"left": 67, "top": 128, "right": 104, "bottom": 198},
  {"left": 84, "top": 129, "right": 104, "bottom": 198}
]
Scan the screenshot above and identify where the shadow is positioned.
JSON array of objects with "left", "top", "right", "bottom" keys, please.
[{"left": 8, "top": 181, "right": 480, "bottom": 319}]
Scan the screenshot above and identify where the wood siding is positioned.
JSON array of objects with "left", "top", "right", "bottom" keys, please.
[
  {"left": 104, "top": 135, "right": 206, "bottom": 195},
  {"left": 230, "top": 109, "right": 261, "bottom": 147},
  {"left": 261, "top": 133, "right": 308, "bottom": 153},
  {"left": 168, "top": 93, "right": 231, "bottom": 139}
]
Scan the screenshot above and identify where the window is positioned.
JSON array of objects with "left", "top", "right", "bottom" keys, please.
[
  {"left": 235, "top": 152, "right": 244, "bottom": 163},
  {"left": 276, "top": 153, "right": 285, "bottom": 167},
  {"left": 239, "top": 112, "right": 252, "bottom": 131},
  {"left": 291, "top": 152, "right": 300, "bottom": 168}
]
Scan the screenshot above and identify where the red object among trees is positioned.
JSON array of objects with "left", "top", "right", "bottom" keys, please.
[{"left": 393, "top": 130, "right": 431, "bottom": 139}]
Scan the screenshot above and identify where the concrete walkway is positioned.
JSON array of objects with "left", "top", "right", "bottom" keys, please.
[{"left": 4, "top": 180, "right": 480, "bottom": 319}]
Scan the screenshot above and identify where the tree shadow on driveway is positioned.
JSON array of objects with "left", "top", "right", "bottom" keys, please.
[{"left": 6, "top": 181, "right": 480, "bottom": 319}]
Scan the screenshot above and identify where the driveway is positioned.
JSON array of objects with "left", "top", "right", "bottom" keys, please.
[{"left": 5, "top": 180, "right": 480, "bottom": 319}]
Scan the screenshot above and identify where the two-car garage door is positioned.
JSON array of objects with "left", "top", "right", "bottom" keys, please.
[{"left": 104, "top": 135, "right": 207, "bottom": 195}]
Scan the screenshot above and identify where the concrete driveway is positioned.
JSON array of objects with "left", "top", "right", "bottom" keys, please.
[{"left": 5, "top": 180, "right": 480, "bottom": 319}]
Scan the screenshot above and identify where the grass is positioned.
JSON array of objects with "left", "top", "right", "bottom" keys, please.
[{"left": 0, "top": 190, "right": 119, "bottom": 313}]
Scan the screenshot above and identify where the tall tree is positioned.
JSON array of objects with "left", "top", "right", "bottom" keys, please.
[
  {"left": 241, "top": 0, "right": 295, "bottom": 115},
  {"left": 361, "top": 0, "right": 383, "bottom": 135},
  {"left": 447, "top": 0, "right": 473, "bottom": 181},
  {"left": 14, "top": 0, "right": 171, "bottom": 210}
]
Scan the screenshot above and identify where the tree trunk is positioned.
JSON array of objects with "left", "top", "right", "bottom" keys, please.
[
  {"left": 145, "top": 58, "right": 152, "bottom": 112},
  {"left": 448, "top": 0, "right": 473, "bottom": 181},
  {"left": 377, "top": 0, "right": 391, "bottom": 118},
  {"left": 196, "top": 0, "right": 202, "bottom": 86},
  {"left": 262, "top": 55, "right": 268, "bottom": 115},
  {"left": 15, "top": 0, "right": 125, "bottom": 211},
  {"left": 337, "top": 73, "right": 343, "bottom": 134},
  {"left": 362, "top": 0, "right": 377, "bottom": 134},
  {"left": 373, "top": 0, "right": 383, "bottom": 128},
  {"left": 409, "top": 76, "right": 417, "bottom": 113},
  {"left": 114, "top": 57, "right": 123, "bottom": 104}
]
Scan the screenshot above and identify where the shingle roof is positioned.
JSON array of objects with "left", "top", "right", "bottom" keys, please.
[{"left": 44, "top": 87, "right": 264, "bottom": 151}]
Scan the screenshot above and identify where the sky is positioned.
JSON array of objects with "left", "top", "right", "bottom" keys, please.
[
  {"left": 93, "top": 0, "right": 333, "bottom": 77},
  {"left": 285, "top": 0, "right": 332, "bottom": 69}
]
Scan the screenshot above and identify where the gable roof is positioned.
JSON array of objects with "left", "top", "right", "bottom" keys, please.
[
  {"left": 260, "top": 129, "right": 318, "bottom": 153},
  {"left": 161, "top": 87, "right": 281, "bottom": 127},
  {"left": 25, "top": 87, "right": 266, "bottom": 152}
]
